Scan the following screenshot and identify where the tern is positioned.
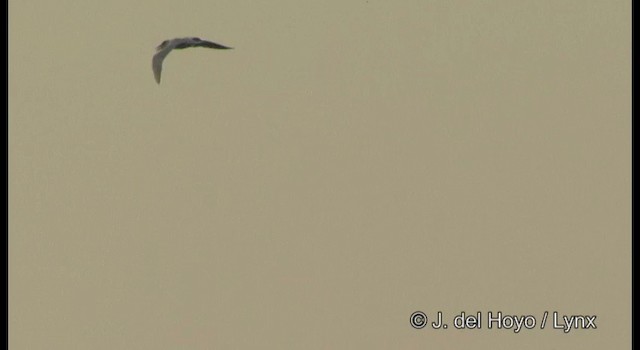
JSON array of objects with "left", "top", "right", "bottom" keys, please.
[{"left": 152, "top": 37, "right": 232, "bottom": 84}]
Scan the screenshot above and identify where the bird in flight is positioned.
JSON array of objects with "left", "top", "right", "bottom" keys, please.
[{"left": 152, "top": 37, "right": 232, "bottom": 84}]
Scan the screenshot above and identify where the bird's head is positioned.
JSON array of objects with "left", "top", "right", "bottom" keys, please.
[{"left": 156, "top": 40, "right": 170, "bottom": 50}]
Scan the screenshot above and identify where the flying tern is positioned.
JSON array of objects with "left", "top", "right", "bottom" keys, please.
[{"left": 152, "top": 37, "right": 232, "bottom": 84}]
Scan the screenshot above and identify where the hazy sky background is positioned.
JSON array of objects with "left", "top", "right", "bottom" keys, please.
[{"left": 10, "top": 1, "right": 630, "bottom": 348}]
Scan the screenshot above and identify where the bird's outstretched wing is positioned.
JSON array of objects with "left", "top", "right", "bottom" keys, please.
[
  {"left": 197, "top": 40, "right": 233, "bottom": 49},
  {"left": 174, "top": 39, "right": 232, "bottom": 50},
  {"left": 152, "top": 48, "right": 172, "bottom": 84}
]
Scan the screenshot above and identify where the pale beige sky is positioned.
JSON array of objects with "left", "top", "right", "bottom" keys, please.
[{"left": 10, "top": 1, "right": 631, "bottom": 349}]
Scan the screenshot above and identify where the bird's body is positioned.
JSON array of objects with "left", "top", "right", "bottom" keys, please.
[{"left": 152, "top": 37, "right": 232, "bottom": 84}]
